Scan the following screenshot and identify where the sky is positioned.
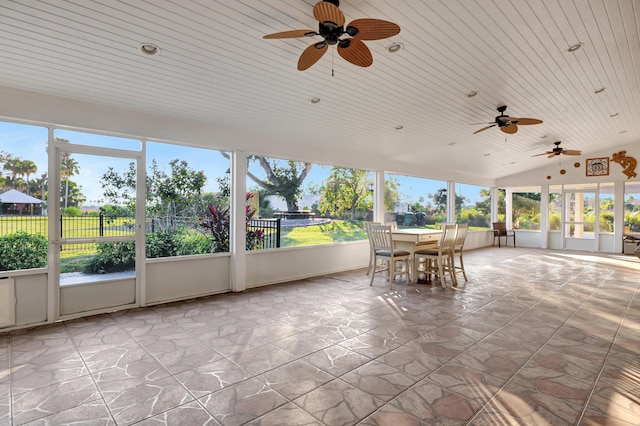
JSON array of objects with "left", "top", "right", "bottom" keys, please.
[{"left": 0, "top": 121, "right": 485, "bottom": 207}]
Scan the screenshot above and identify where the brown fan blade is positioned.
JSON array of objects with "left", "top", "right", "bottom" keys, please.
[
  {"left": 469, "top": 122, "right": 493, "bottom": 125},
  {"left": 338, "top": 38, "right": 373, "bottom": 67},
  {"left": 473, "top": 124, "right": 496, "bottom": 134},
  {"left": 313, "top": 1, "right": 345, "bottom": 26},
  {"left": 531, "top": 151, "right": 554, "bottom": 157},
  {"left": 501, "top": 124, "right": 518, "bottom": 134},
  {"left": 298, "top": 43, "right": 328, "bottom": 71},
  {"left": 348, "top": 18, "right": 401, "bottom": 40},
  {"left": 563, "top": 150, "right": 582, "bottom": 156},
  {"left": 510, "top": 117, "right": 543, "bottom": 125},
  {"left": 263, "top": 29, "right": 316, "bottom": 39},
  {"left": 548, "top": 153, "right": 556, "bottom": 158}
]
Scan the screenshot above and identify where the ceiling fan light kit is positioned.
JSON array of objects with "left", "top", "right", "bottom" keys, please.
[
  {"left": 263, "top": 0, "right": 400, "bottom": 71},
  {"left": 532, "top": 141, "right": 582, "bottom": 158},
  {"left": 472, "top": 105, "right": 543, "bottom": 134}
]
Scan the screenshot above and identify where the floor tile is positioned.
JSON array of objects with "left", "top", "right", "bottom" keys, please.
[
  {"left": 199, "top": 378, "right": 288, "bottom": 426},
  {"left": 259, "top": 359, "right": 334, "bottom": 400},
  {"left": 293, "top": 379, "right": 384, "bottom": 426}
]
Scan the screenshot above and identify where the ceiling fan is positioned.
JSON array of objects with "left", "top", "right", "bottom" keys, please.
[
  {"left": 472, "top": 105, "right": 543, "bottom": 134},
  {"left": 532, "top": 141, "right": 582, "bottom": 158},
  {"left": 263, "top": 0, "right": 400, "bottom": 71}
]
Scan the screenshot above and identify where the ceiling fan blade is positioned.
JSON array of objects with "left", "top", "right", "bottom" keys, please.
[
  {"left": 313, "top": 1, "right": 345, "bottom": 26},
  {"left": 531, "top": 151, "right": 553, "bottom": 157},
  {"left": 563, "top": 150, "right": 582, "bottom": 156},
  {"left": 512, "top": 117, "right": 543, "bottom": 125},
  {"left": 348, "top": 18, "right": 401, "bottom": 40},
  {"left": 298, "top": 43, "right": 328, "bottom": 70},
  {"left": 548, "top": 153, "right": 557, "bottom": 158},
  {"left": 473, "top": 124, "right": 496, "bottom": 134},
  {"left": 501, "top": 124, "right": 518, "bottom": 134},
  {"left": 338, "top": 38, "right": 373, "bottom": 67},
  {"left": 469, "top": 122, "right": 493, "bottom": 125},
  {"left": 263, "top": 29, "right": 316, "bottom": 39}
]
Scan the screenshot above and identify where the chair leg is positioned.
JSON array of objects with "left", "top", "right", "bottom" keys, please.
[
  {"left": 366, "top": 248, "right": 373, "bottom": 275},
  {"left": 458, "top": 253, "right": 468, "bottom": 281}
]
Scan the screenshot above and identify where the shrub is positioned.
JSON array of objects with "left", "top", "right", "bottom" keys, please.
[
  {"left": 63, "top": 206, "right": 82, "bottom": 216},
  {"left": 145, "top": 231, "right": 181, "bottom": 258},
  {"left": 84, "top": 241, "right": 135, "bottom": 273},
  {"left": 0, "top": 232, "right": 48, "bottom": 271}
]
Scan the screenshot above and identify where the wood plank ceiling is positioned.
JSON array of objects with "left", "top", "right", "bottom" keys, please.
[{"left": 0, "top": 0, "right": 638, "bottom": 180}]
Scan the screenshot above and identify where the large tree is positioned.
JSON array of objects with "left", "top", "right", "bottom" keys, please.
[
  {"left": 221, "top": 153, "right": 312, "bottom": 211},
  {"left": 21, "top": 160, "right": 37, "bottom": 196},
  {"left": 318, "top": 168, "right": 371, "bottom": 220}
]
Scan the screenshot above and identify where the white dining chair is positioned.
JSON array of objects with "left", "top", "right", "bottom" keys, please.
[
  {"left": 368, "top": 224, "right": 410, "bottom": 289},
  {"left": 414, "top": 224, "right": 457, "bottom": 288}
]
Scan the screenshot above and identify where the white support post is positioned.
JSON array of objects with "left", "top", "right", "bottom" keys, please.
[
  {"left": 447, "top": 181, "right": 456, "bottom": 223},
  {"left": 47, "top": 127, "right": 60, "bottom": 323},
  {"left": 230, "top": 151, "right": 247, "bottom": 292},
  {"left": 540, "top": 184, "right": 549, "bottom": 248},
  {"left": 136, "top": 140, "right": 147, "bottom": 306},
  {"left": 375, "top": 170, "right": 384, "bottom": 223}
]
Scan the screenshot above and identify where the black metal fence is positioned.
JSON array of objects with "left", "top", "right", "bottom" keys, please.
[
  {"left": 249, "top": 218, "right": 281, "bottom": 249},
  {"left": 1, "top": 214, "right": 281, "bottom": 251}
]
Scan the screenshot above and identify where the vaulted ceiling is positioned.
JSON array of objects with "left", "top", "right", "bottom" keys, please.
[{"left": 1, "top": 0, "right": 638, "bottom": 181}]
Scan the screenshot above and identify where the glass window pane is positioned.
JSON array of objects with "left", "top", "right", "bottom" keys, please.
[
  {"left": 248, "top": 156, "right": 372, "bottom": 248},
  {"left": 599, "top": 183, "right": 614, "bottom": 233},
  {"left": 0, "top": 121, "right": 49, "bottom": 271},
  {"left": 384, "top": 173, "right": 447, "bottom": 228},
  {"left": 512, "top": 191, "right": 541, "bottom": 230},
  {"left": 456, "top": 183, "right": 491, "bottom": 229},
  {"left": 624, "top": 182, "right": 640, "bottom": 232},
  {"left": 146, "top": 142, "right": 229, "bottom": 257},
  {"left": 549, "top": 185, "right": 562, "bottom": 231}
]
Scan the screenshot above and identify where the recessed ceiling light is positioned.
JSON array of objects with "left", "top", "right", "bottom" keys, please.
[
  {"left": 448, "top": 142, "right": 456, "bottom": 146},
  {"left": 567, "top": 42, "right": 583, "bottom": 53},
  {"left": 610, "top": 112, "right": 619, "bottom": 117},
  {"left": 510, "top": 161, "right": 516, "bottom": 165},
  {"left": 483, "top": 153, "right": 490, "bottom": 157},
  {"left": 594, "top": 87, "right": 605, "bottom": 94},
  {"left": 466, "top": 91, "right": 478, "bottom": 98},
  {"left": 395, "top": 125, "right": 404, "bottom": 130},
  {"left": 138, "top": 43, "right": 160, "bottom": 56},
  {"left": 540, "top": 135, "right": 548, "bottom": 139},
  {"left": 387, "top": 43, "right": 403, "bottom": 53},
  {"left": 620, "top": 130, "right": 628, "bottom": 134},
  {"left": 310, "top": 97, "right": 321, "bottom": 104}
]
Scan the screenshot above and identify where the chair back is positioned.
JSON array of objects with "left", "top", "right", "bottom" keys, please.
[
  {"left": 454, "top": 223, "right": 468, "bottom": 250},
  {"left": 492, "top": 222, "right": 507, "bottom": 236},
  {"left": 365, "top": 222, "right": 380, "bottom": 249},
  {"left": 439, "top": 224, "right": 458, "bottom": 253},
  {"left": 369, "top": 224, "right": 393, "bottom": 252}
]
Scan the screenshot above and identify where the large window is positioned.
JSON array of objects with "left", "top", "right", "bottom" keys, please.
[
  {"left": 384, "top": 173, "right": 447, "bottom": 228},
  {"left": 247, "top": 156, "right": 373, "bottom": 247},
  {"left": 456, "top": 183, "right": 491, "bottom": 229},
  {"left": 624, "top": 182, "right": 640, "bottom": 233},
  {"left": 145, "top": 142, "right": 230, "bottom": 256},
  {"left": 0, "top": 121, "right": 48, "bottom": 271},
  {"left": 512, "top": 191, "right": 541, "bottom": 230},
  {"left": 549, "top": 185, "right": 562, "bottom": 231},
  {"left": 599, "top": 183, "right": 614, "bottom": 233}
]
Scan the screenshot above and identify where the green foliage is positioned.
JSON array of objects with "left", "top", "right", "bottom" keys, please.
[
  {"left": 84, "top": 241, "right": 136, "bottom": 273},
  {"left": 63, "top": 206, "right": 82, "bottom": 216},
  {"left": 144, "top": 229, "right": 213, "bottom": 258},
  {"left": 0, "top": 231, "right": 48, "bottom": 271},
  {"left": 200, "top": 192, "right": 264, "bottom": 252},
  {"left": 318, "top": 168, "right": 372, "bottom": 220},
  {"left": 101, "top": 158, "right": 208, "bottom": 224}
]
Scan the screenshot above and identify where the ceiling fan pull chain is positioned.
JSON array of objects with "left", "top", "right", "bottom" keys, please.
[{"left": 331, "top": 48, "right": 335, "bottom": 76}]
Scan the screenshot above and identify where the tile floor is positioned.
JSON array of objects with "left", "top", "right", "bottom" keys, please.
[{"left": 1, "top": 247, "right": 639, "bottom": 425}]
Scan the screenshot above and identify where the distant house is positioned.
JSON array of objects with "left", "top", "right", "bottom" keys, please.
[{"left": 0, "top": 189, "right": 44, "bottom": 215}]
